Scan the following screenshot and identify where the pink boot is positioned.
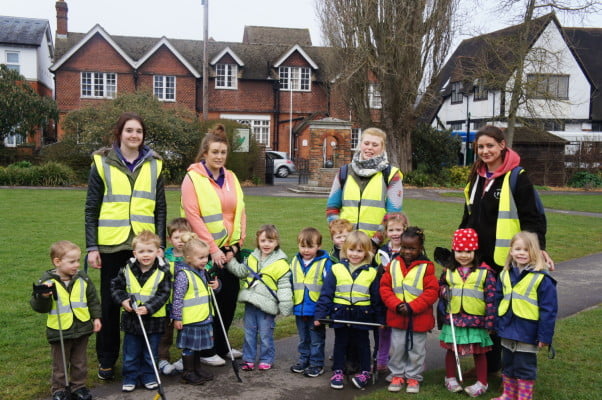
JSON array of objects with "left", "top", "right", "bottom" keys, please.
[
  {"left": 490, "top": 375, "right": 517, "bottom": 400},
  {"left": 516, "top": 379, "right": 534, "bottom": 400}
]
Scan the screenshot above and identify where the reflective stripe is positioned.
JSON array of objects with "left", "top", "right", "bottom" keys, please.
[
  {"left": 498, "top": 270, "right": 544, "bottom": 320},
  {"left": 202, "top": 213, "right": 224, "bottom": 223},
  {"left": 131, "top": 215, "right": 155, "bottom": 224},
  {"left": 291, "top": 257, "right": 327, "bottom": 305},
  {"left": 246, "top": 256, "right": 290, "bottom": 292},
  {"left": 446, "top": 268, "right": 486, "bottom": 315},
  {"left": 342, "top": 200, "right": 358, "bottom": 207},
  {"left": 103, "top": 194, "right": 131, "bottom": 202},
  {"left": 125, "top": 265, "right": 166, "bottom": 317},
  {"left": 390, "top": 260, "right": 427, "bottom": 303},
  {"left": 47, "top": 277, "right": 90, "bottom": 329},
  {"left": 332, "top": 263, "right": 377, "bottom": 306}
]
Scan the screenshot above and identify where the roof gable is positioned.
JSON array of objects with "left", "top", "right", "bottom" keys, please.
[
  {"left": 210, "top": 46, "right": 244, "bottom": 66},
  {"left": 273, "top": 44, "right": 318, "bottom": 69},
  {"left": 137, "top": 37, "right": 200, "bottom": 77}
]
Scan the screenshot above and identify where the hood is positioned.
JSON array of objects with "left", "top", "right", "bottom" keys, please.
[
  {"left": 251, "top": 248, "right": 288, "bottom": 266},
  {"left": 478, "top": 147, "right": 521, "bottom": 179}
]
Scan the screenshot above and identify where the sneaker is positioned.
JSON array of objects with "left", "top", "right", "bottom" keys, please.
[
  {"left": 240, "top": 361, "right": 255, "bottom": 371},
  {"left": 122, "top": 384, "right": 136, "bottom": 392},
  {"left": 97, "top": 365, "right": 114, "bottom": 380},
  {"left": 159, "top": 359, "right": 175, "bottom": 375},
  {"left": 199, "top": 354, "right": 226, "bottom": 366},
  {"left": 71, "top": 387, "right": 92, "bottom": 400},
  {"left": 172, "top": 358, "right": 184, "bottom": 372},
  {"left": 388, "top": 376, "right": 405, "bottom": 392},
  {"left": 464, "top": 381, "right": 488, "bottom": 397},
  {"left": 226, "top": 348, "right": 243, "bottom": 359},
  {"left": 258, "top": 363, "right": 272, "bottom": 371},
  {"left": 52, "top": 390, "right": 69, "bottom": 400},
  {"left": 304, "top": 366, "right": 324, "bottom": 377},
  {"left": 406, "top": 378, "right": 420, "bottom": 393},
  {"left": 290, "top": 362, "right": 308, "bottom": 374},
  {"left": 144, "top": 381, "right": 159, "bottom": 390},
  {"left": 330, "top": 369, "right": 344, "bottom": 390},
  {"left": 445, "top": 376, "right": 463, "bottom": 393},
  {"left": 351, "top": 371, "right": 371, "bottom": 390},
  {"left": 385, "top": 372, "right": 394, "bottom": 382}
]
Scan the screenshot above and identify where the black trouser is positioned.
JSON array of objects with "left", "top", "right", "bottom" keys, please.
[
  {"left": 96, "top": 250, "right": 132, "bottom": 368},
  {"left": 487, "top": 332, "right": 502, "bottom": 373},
  {"left": 200, "top": 268, "right": 240, "bottom": 358}
]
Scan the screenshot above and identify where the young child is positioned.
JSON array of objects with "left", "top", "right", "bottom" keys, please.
[
  {"left": 289, "top": 227, "right": 333, "bottom": 377},
  {"left": 379, "top": 226, "right": 438, "bottom": 394},
  {"left": 438, "top": 228, "right": 496, "bottom": 397},
  {"left": 171, "top": 232, "right": 220, "bottom": 385},
  {"left": 110, "top": 230, "right": 171, "bottom": 392},
  {"left": 314, "top": 231, "right": 383, "bottom": 391},
  {"left": 158, "top": 217, "right": 192, "bottom": 375},
  {"left": 226, "top": 224, "right": 292, "bottom": 371},
  {"left": 374, "top": 212, "right": 409, "bottom": 373},
  {"left": 31, "top": 241, "right": 101, "bottom": 400},
  {"left": 493, "top": 231, "right": 557, "bottom": 400},
  {"left": 328, "top": 219, "right": 353, "bottom": 263}
]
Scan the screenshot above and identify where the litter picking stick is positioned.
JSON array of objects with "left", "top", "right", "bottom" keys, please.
[
  {"left": 209, "top": 287, "right": 242, "bottom": 383},
  {"left": 446, "top": 291, "right": 463, "bottom": 383},
  {"left": 130, "top": 297, "right": 167, "bottom": 400},
  {"left": 52, "top": 285, "right": 71, "bottom": 399},
  {"left": 317, "top": 318, "right": 384, "bottom": 327}
]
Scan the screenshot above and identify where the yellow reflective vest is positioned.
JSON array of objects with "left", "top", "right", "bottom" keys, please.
[
  {"left": 464, "top": 171, "right": 520, "bottom": 266},
  {"left": 46, "top": 277, "right": 91, "bottom": 330},
  {"left": 125, "top": 265, "right": 167, "bottom": 317},
  {"left": 245, "top": 255, "right": 290, "bottom": 291},
  {"left": 291, "top": 257, "right": 328, "bottom": 304},
  {"left": 183, "top": 170, "right": 244, "bottom": 248},
  {"left": 498, "top": 270, "right": 544, "bottom": 320},
  {"left": 389, "top": 260, "right": 427, "bottom": 303},
  {"left": 332, "top": 263, "right": 377, "bottom": 306},
  {"left": 445, "top": 267, "right": 487, "bottom": 315},
  {"left": 180, "top": 269, "right": 211, "bottom": 324},
  {"left": 340, "top": 167, "right": 401, "bottom": 238},
  {"left": 94, "top": 154, "right": 162, "bottom": 246}
]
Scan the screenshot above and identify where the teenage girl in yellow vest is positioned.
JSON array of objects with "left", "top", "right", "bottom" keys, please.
[
  {"left": 314, "top": 231, "right": 383, "bottom": 391},
  {"left": 226, "top": 224, "right": 292, "bottom": 371},
  {"left": 31, "top": 241, "right": 101, "bottom": 400},
  {"left": 85, "top": 112, "right": 166, "bottom": 380},
  {"left": 493, "top": 232, "right": 557, "bottom": 400},
  {"left": 379, "top": 227, "right": 438, "bottom": 394},
  {"left": 438, "top": 228, "right": 496, "bottom": 397},
  {"left": 171, "top": 232, "right": 220, "bottom": 385}
]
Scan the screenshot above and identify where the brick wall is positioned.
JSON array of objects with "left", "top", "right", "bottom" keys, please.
[{"left": 306, "top": 121, "right": 352, "bottom": 186}]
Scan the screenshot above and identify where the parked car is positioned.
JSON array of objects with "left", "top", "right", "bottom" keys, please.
[{"left": 266, "top": 151, "right": 296, "bottom": 178}]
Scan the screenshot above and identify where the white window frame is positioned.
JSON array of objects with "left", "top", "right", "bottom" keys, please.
[
  {"left": 473, "top": 79, "right": 488, "bottom": 101},
  {"left": 5, "top": 51, "right": 20, "bottom": 72},
  {"left": 154, "top": 75, "right": 176, "bottom": 101},
  {"left": 527, "top": 74, "right": 569, "bottom": 100},
  {"left": 81, "top": 72, "right": 117, "bottom": 99},
  {"left": 3, "top": 133, "right": 23, "bottom": 148},
  {"left": 215, "top": 64, "right": 238, "bottom": 89},
  {"left": 279, "top": 66, "right": 311, "bottom": 92},
  {"left": 220, "top": 114, "right": 271, "bottom": 146},
  {"left": 351, "top": 128, "right": 361, "bottom": 150},
  {"left": 368, "top": 83, "right": 382, "bottom": 109},
  {"left": 451, "top": 82, "right": 463, "bottom": 104}
]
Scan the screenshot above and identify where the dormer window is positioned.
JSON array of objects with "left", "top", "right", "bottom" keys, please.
[
  {"left": 216, "top": 63, "right": 238, "bottom": 89},
  {"left": 279, "top": 66, "right": 311, "bottom": 91}
]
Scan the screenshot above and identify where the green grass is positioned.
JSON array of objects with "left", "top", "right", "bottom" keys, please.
[
  {"left": 0, "top": 188, "right": 600, "bottom": 399},
  {"left": 359, "top": 305, "right": 602, "bottom": 400}
]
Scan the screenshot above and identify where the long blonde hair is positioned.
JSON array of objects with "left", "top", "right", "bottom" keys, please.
[
  {"left": 504, "top": 231, "right": 547, "bottom": 271},
  {"left": 341, "top": 231, "right": 374, "bottom": 265}
]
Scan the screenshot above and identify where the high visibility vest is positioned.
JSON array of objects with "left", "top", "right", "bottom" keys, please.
[
  {"left": 125, "top": 265, "right": 166, "bottom": 317},
  {"left": 498, "top": 270, "right": 544, "bottom": 320},
  {"left": 445, "top": 267, "right": 487, "bottom": 315},
  {"left": 464, "top": 171, "right": 520, "bottom": 266},
  {"left": 389, "top": 260, "right": 427, "bottom": 302},
  {"left": 181, "top": 269, "right": 211, "bottom": 324},
  {"left": 332, "top": 263, "right": 377, "bottom": 306},
  {"left": 94, "top": 154, "right": 162, "bottom": 246},
  {"left": 245, "top": 255, "right": 289, "bottom": 291},
  {"left": 340, "top": 167, "right": 400, "bottom": 238},
  {"left": 291, "top": 257, "right": 328, "bottom": 304},
  {"left": 183, "top": 170, "right": 244, "bottom": 248},
  {"left": 46, "top": 277, "right": 90, "bottom": 330}
]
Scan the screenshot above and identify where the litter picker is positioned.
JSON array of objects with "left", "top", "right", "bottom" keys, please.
[
  {"left": 130, "top": 296, "right": 167, "bottom": 400},
  {"left": 444, "top": 288, "right": 463, "bottom": 383},
  {"left": 317, "top": 318, "right": 383, "bottom": 327},
  {"left": 209, "top": 287, "right": 242, "bottom": 382},
  {"left": 48, "top": 284, "right": 72, "bottom": 400}
]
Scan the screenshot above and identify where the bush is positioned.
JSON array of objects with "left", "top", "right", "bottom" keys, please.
[
  {"left": 448, "top": 165, "right": 471, "bottom": 188},
  {"left": 568, "top": 171, "right": 602, "bottom": 189},
  {"left": 0, "top": 161, "right": 75, "bottom": 186},
  {"left": 412, "top": 124, "right": 461, "bottom": 174}
]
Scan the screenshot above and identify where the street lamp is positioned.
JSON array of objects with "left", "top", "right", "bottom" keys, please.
[{"left": 460, "top": 89, "right": 472, "bottom": 166}]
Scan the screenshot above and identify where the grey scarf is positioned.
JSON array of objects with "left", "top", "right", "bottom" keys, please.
[{"left": 350, "top": 151, "right": 389, "bottom": 178}]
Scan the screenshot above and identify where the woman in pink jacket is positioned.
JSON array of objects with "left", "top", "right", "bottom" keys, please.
[{"left": 180, "top": 123, "right": 246, "bottom": 366}]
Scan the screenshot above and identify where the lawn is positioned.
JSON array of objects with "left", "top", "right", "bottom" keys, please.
[{"left": 0, "top": 188, "right": 600, "bottom": 399}]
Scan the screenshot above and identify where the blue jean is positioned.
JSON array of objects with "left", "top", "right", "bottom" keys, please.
[
  {"left": 332, "top": 327, "right": 370, "bottom": 372},
  {"left": 243, "top": 303, "right": 275, "bottom": 364},
  {"left": 295, "top": 316, "right": 326, "bottom": 367},
  {"left": 501, "top": 347, "right": 538, "bottom": 380},
  {"left": 122, "top": 332, "right": 161, "bottom": 386}
]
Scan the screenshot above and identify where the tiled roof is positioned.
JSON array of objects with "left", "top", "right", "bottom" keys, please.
[
  {"left": 0, "top": 15, "right": 50, "bottom": 46},
  {"left": 513, "top": 126, "right": 568, "bottom": 144},
  {"left": 242, "top": 26, "right": 312, "bottom": 46}
]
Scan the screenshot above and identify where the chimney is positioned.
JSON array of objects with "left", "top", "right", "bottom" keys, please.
[{"left": 56, "top": 0, "right": 68, "bottom": 38}]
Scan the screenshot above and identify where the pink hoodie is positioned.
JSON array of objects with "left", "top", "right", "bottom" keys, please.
[
  {"left": 181, "top": 162, "right": 246, "bottom": 254},
  {"left": 478, "top": 147, "right": 521, "bottom": 180}
]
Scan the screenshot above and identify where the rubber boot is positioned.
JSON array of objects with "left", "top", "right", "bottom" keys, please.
[
  {"left": 181, "top": 355, "right": 205, "bottom": 385},
  {"left": 516, "top": 379, "right": 534, "bottom": 400},
  {"left": 491, "top": 375, "right": 517, "bottom": 400},
  {"left": 193, "top": 351, "right": 214, "bottom": 382}
]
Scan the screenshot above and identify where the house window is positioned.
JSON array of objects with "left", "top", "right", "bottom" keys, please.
[
  {"left": 222, "top": 115, "right": 271, "bottom": 145},
  {"left": 368, "top": 84, "right": 382, "bottom": 109},
  {"left": 450, "top": 122, "right": 463, "bottom": 131},
  {"left": 474, "top": 79, "right": 488, "bottom": 101},
  {"left": 473, "top": 120, "right": 486, "bottom": 130},
  {"left": 527, "top": 74, "right": 569, "bottom": 100},
  {"left": 543, "top": 120, "right": 565, "bottom": 131},
  {"left": 154, "top": 75, "right": 176, "bottom": 101},
  {"left": 279, "top": 66, "right": 311, "bottom": 91},
  {"left": 351, "top": 128, "right": 361, "bottom": 149},
  {"left": 451, "top": 82, "right": 463, "bottom": 104},
  {"left": 3, "top": 133, "right": 23, "bottom": 148},
  {"left": 5, "top": 51, "right": 20, "bottom": 72},
  {"left": 81, "top": 72, "right": 117, "bottom": 98},
  {"left": 215, "top": 64, "right": 237, "bottom": 89}
]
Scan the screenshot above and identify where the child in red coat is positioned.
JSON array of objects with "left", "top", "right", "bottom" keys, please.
[{"left": 380, "top": 227, "right": 438, "bottom": 394}]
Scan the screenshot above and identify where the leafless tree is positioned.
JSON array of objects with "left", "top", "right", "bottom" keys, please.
[{"left": 317, "top": 0, "right": 459, "bottom": 171}]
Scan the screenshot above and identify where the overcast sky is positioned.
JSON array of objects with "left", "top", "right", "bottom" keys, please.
[{"left": 2, "top": 0, "right": 601, "bottom": 49}]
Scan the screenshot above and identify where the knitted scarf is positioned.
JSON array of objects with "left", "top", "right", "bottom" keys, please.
[{"left": 350, "top": 151, "right": 389, "bottom": 178}]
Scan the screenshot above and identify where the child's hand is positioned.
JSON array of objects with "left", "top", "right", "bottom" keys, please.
[
  {"left": 41, "top": 282, "right": 54, "bottom": 298},
  {"left": 314, "top": 320, "right": 321, "bottom": 327},
  {"left": 136, "top": 306, "right": 149, "bottom": 316},
  {"left": 538, "top": 342, "right": 548, "bottom": 348},
  {"left": 396, "top": 303, "right": 409, "bottom": 315},
  {"left": 121, "top": 298, "right": 133, "bottom": 312},
  {"left": 93, "top": 318, "right": 102, "bottom": 332},
  {"left": 174, "top": 320, "right": 183, "bottom": 330},
  {"left": 208, "top": 279, "right": 219, "bottom": 290}
]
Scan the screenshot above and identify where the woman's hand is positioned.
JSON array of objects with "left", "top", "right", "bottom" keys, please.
[
  {"left": 88, "top": 250, "right": 102, "bottom": 269},
  {"left": 542, "top": 250, "right": 555, "bottom": 271},
  {"left": 211, "top": 249, "right": 226, "bottom": 268},
  {"left": 208, "top": 279, "right": 219, "bottom": 290}
]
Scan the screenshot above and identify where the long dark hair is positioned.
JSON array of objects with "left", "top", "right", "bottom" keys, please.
[
  {"left": 112, "top": 112, "right": 146, "bottom": 149},
  {"left": 467, "top": 125, "right": 508, "bottom": 184}
]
